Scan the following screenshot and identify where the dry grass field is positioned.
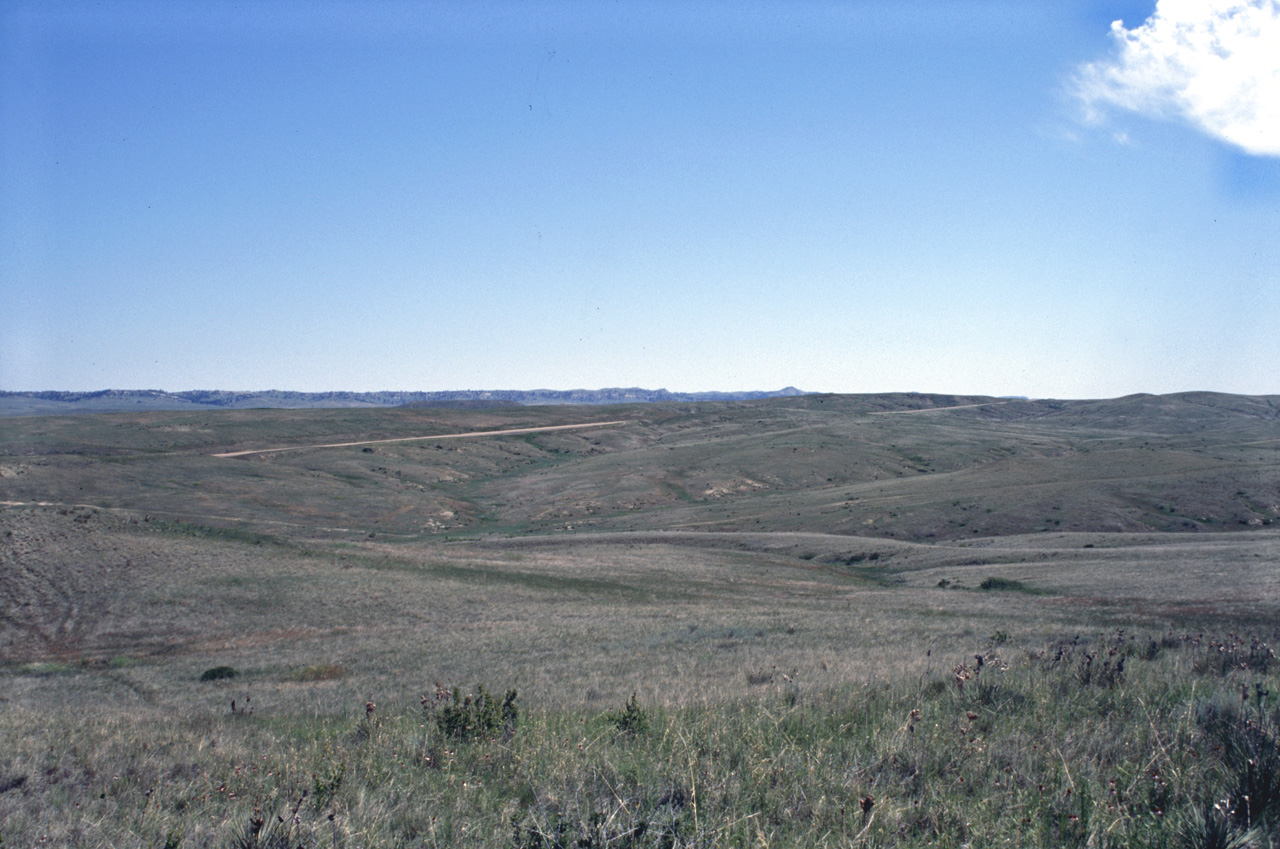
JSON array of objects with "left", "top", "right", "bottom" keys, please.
[{"left": 2, "top": 391, "right": 1279, "bottom": 846}]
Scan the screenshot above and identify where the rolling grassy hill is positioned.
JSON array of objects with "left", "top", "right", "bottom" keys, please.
[
  {"left": 2, "top": 391, "right": 1280, "bottom": 846},
  {"left": 3, "top": 391, "right": 1277, "bottom": 541}
]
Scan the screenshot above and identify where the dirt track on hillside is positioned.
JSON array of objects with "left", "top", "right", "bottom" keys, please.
[
  {"left": 212, "top": 420, "right": 630, "bottom": 458},
  {"left": 868, "top": 402, "right": 1007, "bottom": 415}
]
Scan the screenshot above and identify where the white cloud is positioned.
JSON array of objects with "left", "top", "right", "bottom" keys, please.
[{"left": 1075, "top": 0, "right": 1280, "bottom": 156}]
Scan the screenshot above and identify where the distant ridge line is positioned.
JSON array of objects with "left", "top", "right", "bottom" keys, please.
[{"left": 0, "top": 387, "right": 807, "bottom": 416}]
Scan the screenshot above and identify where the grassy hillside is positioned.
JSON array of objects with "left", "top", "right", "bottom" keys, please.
[
  {"left": 2, "top": 392, "right": 1279, "bottom": 846},
  {"left": 3, "top": 391, "right": 1278, "bottom": 540}
]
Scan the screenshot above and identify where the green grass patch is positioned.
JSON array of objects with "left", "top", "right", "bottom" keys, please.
[
  {"left": 148, "top": 518, "right": 282, "bottom": 548},
  {"left": 345, "top": 552, "right": 663, "bottom": 599},
  {"left": 13, "top": 661, "right": 79, "bottom": 676},
  {"left": 288, "top": 664, "right": 349, "bottom": 682}
]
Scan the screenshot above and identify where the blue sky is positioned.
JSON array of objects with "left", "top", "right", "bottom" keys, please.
[{"left": 2, "top": 1, "right": 1278, "bottom": 398}]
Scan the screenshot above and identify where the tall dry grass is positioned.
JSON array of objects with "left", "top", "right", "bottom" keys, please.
[{"left": 3, "top": 630, "right": 1278, "bottom": 847}]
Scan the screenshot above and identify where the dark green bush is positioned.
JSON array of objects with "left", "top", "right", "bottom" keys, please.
[
  {"left": 978, "top": 577, "right": 1025, "bottom": 592},
  {"left": 199, "top": 665, "right": 238, "bottom": 682},
  {"left": 431, "top": 684, "right": 518, "bottom": 741},
  {"left": 607, "top": 693, "right": 650, "bottom": 736}
]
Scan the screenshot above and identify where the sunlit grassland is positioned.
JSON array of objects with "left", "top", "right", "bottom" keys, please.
[
  {"left": 4, "top": 505, "right": 1280, "bottom": 846},
  {"left": 4, "top": 622, "right": 1279, "bottom": 847},
  {"left": 4, "top": 393, "right": 1280, "bottom": 846}
]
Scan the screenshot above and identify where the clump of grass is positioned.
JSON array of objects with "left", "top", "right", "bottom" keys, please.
[
  {"left": 1213, "top": 709, "right": 1280, "bottom": 828},
  {"left": 227, "top": 795, "right": 309, "bottom": 849},
  {"left": 1174, "top": 803, "right": 1262, "bottom": 849},
  {"left": 509, "top": 798, "right": 688, "bottom": 849}
]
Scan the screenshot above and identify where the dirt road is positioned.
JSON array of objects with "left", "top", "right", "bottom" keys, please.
[
  {"left": 211, "top": 420, "right": 630, "bottom": 458},
  {"left": 868, "top": 402, "right": 1007, "bottom": 415}
]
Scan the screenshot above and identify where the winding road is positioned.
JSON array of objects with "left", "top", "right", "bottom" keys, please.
[{"left": 211, "top": 420, "right": 630, "bottom": 458}]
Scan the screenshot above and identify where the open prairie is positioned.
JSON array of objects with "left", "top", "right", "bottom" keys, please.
[{"left": 3, "top": 392, "right": 1280, "bottom": 847}]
